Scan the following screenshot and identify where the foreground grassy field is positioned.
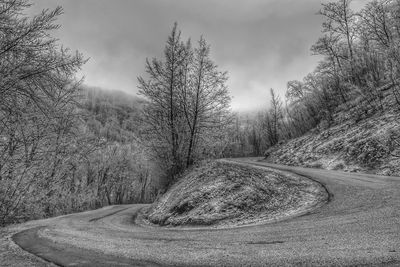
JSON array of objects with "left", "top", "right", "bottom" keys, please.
[{"left": 144, "top": 160, "right": 327, "bottom": 228}]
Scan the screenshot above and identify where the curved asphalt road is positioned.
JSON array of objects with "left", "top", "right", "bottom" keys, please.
[{"left": 11, "top": 158, "right": 400, "bottom": 266}]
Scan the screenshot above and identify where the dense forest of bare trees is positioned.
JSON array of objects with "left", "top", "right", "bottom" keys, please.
[
  {"left": 233, "top": 0, "right": 400, "bottom": 157},
  {"left": 0, "top": 2, "right": 231, "bottom": 225},
  {"left": 0, "top": 0, "right": 85, "bottom": 224},
  {"left": 0, "top": 1, "right": 156, "bottom": 226}
]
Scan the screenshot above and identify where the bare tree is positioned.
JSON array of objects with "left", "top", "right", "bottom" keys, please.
[
  {"left": 138, "top": 25, "right": 231, "bottom": 181},
  {"left": 180, "top": 37, "right": 231, "bottom": 166},
  {"left": 138, "top": 23, "right": 187, "bottom": 179},
  {"left": 319, "top": 0, "right": 357, "bottom": 64},
  {"left": 264, "top": 89, "right": 283, "bottom": 146}
]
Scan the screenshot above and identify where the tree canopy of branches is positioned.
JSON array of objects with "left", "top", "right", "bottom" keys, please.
[
  {"left": 282, "top": 0, "right": 400, "bottom": 139},
  {"left": 0, "top": 0, "right": 86, "bottom": 224},
  {"left": 138, "top": 23, "right": 231, "bottom": 183},
  {"left": 0, "top": 1, "right": 156, "bottom": 226}
]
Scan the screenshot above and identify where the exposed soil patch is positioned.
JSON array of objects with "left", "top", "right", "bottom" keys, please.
[{"left": 144, "top": 160, "right": 328, "bottom": 228}]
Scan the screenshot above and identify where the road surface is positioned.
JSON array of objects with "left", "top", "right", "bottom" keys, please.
[{"left": 8, "top": 158, "right": 400, "bottom": 266}]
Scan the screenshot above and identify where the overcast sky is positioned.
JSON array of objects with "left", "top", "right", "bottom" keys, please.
[{"left": 28, "top": 0, "right": 365, "bottom": 111}]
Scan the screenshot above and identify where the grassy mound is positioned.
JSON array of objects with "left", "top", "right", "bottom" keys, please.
[{"left": 144, "top": 161, "right": 326, "bottom": 227}]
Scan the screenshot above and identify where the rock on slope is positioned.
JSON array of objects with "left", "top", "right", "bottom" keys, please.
[{"left": 144, "top": 161, "right": 327, "bottom": 228}]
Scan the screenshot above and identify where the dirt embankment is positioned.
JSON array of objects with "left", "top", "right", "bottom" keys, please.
[{"left": 143, "top": 160, "right": 328, "bottom": 228}]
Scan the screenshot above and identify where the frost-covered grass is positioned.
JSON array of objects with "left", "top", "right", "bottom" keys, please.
[
  {"left": 145, "top": 161, "right": 326, "bottom": 227},
  {"left": 266, "top": 111, "right": 400, "bottom": 176}
]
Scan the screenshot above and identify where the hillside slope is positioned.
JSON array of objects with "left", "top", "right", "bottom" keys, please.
[
  {"left": 264, "top": 111, "right": 400, "bottom": 176},
  {"left": 144, "top": 160, "right": 327, "bottom": 228}
]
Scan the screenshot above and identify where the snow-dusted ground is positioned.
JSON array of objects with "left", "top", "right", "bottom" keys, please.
[
  {"left": 144, "top": 160, "right": 328, "bottom": 228},
  {"left": 266, "top": 112, "right": 400, "bottom": 176}
]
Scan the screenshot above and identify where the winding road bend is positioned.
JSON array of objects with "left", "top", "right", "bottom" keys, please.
[{"left": 10, "top": 158, "right": 400, "bottom": 266}]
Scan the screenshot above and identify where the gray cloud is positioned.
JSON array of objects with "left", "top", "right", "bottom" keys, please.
[{"left": 27, "top": 0, "right": 365, "bottom": 111}]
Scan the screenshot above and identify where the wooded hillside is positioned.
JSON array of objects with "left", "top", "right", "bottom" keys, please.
[
  {"left": 0, "top": 0, "right": 158, "bottom": 225},
  {"left": 232, "top": 0, "right": 400, "bottom": 168}
]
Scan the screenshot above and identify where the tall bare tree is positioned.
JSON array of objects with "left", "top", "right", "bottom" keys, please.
[
  {"left": 318, "top": 0, "right": 359, "bottom": 85},
  {"left": 180, "top": 37, "right": 231, "bottom": 166},
  {"left": 138, "top": 23, "right": 187, "bottom": 178},
  {"left": 138, "top": 24, "right": 231, "bottom": 181},
  {"left": 264, "top": 89, "right": 283, "bottom": 146}
]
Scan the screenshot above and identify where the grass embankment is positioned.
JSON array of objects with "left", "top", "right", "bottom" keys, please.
[
  {"left": 144, "top": 161, "right": 327, "bottom": 228},
  {"left": 264, "top": 112, "right": 400, "bottom": 176}
]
